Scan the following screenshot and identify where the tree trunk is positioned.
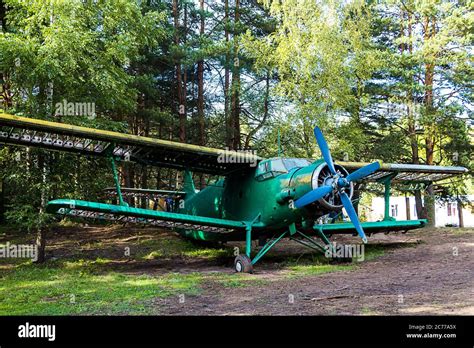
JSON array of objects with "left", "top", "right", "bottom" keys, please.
[
  {"left": 457, "top": 197, "right": 464, "bottom": 228},
  {"left": 35, "top": 152, "right": 48, "bottom": 263},
  {"left": 34, "top": 226, "right": 47, "bottom": 264},
  {"left": 173, "top": 0, "right": 186, "bottom": 143},
  {"left": 197, "top": 0, "right": 206, "bottom": 190},
  {"left": 230, "top": 0, "right": 241, "bottom": 150},
  {"left": 0, "top": 0, "right": 6, "bottom": 32},
  {"left": 406, "top": 11, "right": 419, "bottom": 165},
  {"left": 0, "top": 179, "right": 4, "bottom": 223},
  {"left": 224, "top": 0, "right": 231, "bottom": 148},
  {"left": 423, "top": 16, "right": 436, "bottom": 225},
  {"left": 415, "top": 190, "right": 426, "bottom": 219},
  {"left": 425, "top": 183, "right": 436, "bottom": 227},
  {"left": 423, "top": 15, "right": 436, "bottom": 166},
  {"left": 182, "top": 2, "right": 188, "bottom": 141},
  {"left": 405, "top": 195, "right": 411, "bottom": 220},
  {"left": 197, "top": 0, "right": 205, "bottom": 147}
]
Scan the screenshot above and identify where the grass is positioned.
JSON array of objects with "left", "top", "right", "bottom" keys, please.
[
  {"left": 0, "top": 227, "right": 259, "bottom": 315},
  {"left": 279, "top": 240, "right": 422, "bottom": 278},
  {"left": 0, "top": 258, "right": 207, "bottom": 315},
  {"left": 445, "top": 227, "right": 474, "bottom": 235},
  {"left": 280, "top": 253, "right": 355, "bottom": 278},
  {"left": 363, "top": 244, "right": 386, "bottom": 261},
  {"left": 136, "top": 237, "right": 233, "bottom": 260},
  {"left": 286, "top": 263, "right": 355, "bottom": 277},
  {"left": 0, "top": 224, "right": 419, "bottom": 315},
  {"left": 0, "top": 256, "right": 271, "bottom": 314},
  {"left": 360, "top": 306, "right": 379, "bottom": 315}
]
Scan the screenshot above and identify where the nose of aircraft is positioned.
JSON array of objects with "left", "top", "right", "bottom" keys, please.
[{"left": 293, "top": 126, "right": 381, "bottom": 244}]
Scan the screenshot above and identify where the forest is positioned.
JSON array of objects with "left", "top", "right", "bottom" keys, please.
[{"left": 0, "top": 0, "right": 472, "bottom": 234}]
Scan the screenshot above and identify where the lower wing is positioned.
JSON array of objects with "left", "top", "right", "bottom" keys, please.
[{"left": 46, "top": 199, "right": 259, "bottom": 234}]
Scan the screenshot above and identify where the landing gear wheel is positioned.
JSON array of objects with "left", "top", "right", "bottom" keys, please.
[{"left": 234, "top": 255, "right": 253, "bottom": 273}]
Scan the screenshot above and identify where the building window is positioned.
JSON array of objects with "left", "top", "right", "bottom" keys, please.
[
  {"left": 391, "top": 204, "right": 398, "bottom": 217},
  {"left": 447, "top": 203, "right": 456, "bottom": 216}
]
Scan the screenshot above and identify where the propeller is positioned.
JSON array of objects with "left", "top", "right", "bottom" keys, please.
[{"left": 294, "top": 126, "right": 381, "bottom": 244}]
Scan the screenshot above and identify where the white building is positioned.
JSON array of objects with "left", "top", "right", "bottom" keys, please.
[{"left": 369, "top": 195, "right": 474, "bottom": 227}]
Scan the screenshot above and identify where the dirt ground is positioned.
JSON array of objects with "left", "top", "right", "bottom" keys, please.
[
  {"left": 3, "top": 224, "right": 473, "bottom": 315},
  {"left": 153, "top": 228, "right": 474, "bottom": 315}
]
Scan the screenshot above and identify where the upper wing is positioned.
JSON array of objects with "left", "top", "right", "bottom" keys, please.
[
  {"left": 0, "top": 113, "right": 261, "bottom": 175},
  {"left": 338, "top": 161, "right": 469, "bottom": 183}
]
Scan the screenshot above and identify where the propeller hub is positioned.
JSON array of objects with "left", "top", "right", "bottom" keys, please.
[{"left": 337, "top": 176, "right": 349, "bottom": 188}]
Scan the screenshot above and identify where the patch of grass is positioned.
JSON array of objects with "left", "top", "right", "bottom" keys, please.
[
  {"left": 138, "top": 237, "right": 232, "bottom": 260},
  {"left": 286, "top": 263, "right": 355, "bottom": 278},
  {"left": 447, "top": 227, "right": 474, "bottom": 235},
  {"left": 211, "top": 273, "right": 268, "bottom": 288},
  {"left": 280, "top": 239, "right": 425, "bottom": 278},
  {"left": 57, "top": 219, "right": 81, "bottom": 228},
  {"left": 360, "top": 306, "right": 378, "bottom": 315},
  {"left": 278, "top": 252, "right": 355, "bottom": 278},
  {"left": 0, "top": 259, "right": 204, "bottom": 315},
  {"left": 363, "top": 245, "right": 386, "bottom": 261},
  {"left": 183, "top": 248, "right": 232, "bottom": 258}
]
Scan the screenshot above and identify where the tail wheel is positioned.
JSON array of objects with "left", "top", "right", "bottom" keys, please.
[{"left": 234, "top": 255, "right": 253, "bottom": 273}]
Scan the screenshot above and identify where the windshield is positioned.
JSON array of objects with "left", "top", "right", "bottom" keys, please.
[{"left": 282, "top": 158, "right": 310, "bottom": 171}]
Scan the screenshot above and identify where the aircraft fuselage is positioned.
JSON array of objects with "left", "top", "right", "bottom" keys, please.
[{"left": 177, "top": 158, "right": 351, "bottom": 241}]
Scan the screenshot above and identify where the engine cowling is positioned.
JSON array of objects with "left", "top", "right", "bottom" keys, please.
[{"left": 311, "top": 162, "right": 354, "bottom": 210}]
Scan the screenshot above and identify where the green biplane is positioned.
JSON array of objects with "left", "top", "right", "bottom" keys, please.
[{"left": 0, "top": 113, "right": 468, "bottom": 272}]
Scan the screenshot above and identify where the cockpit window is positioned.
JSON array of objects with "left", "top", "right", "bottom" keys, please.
[
  {"left": 282, "top": 158, "right": 311, "bottom": 171},
  {"left": 255, "top": 158, "right": 310, "bottom": 181}
]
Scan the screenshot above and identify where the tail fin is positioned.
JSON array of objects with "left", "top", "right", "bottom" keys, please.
[{"left": 183, "top": 169, "right": 196, "bottom": 197}]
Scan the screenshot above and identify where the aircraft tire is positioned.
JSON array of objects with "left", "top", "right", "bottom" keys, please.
[{"left": 234, "top": 255, "right": 253, "bottom": 273}]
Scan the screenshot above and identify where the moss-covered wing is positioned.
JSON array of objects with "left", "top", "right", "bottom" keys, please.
[{"left": 0, "top": 113, "right": 261, "bottom": 175}]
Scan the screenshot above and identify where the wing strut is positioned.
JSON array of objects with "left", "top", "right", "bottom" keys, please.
[
  {"left": 380, "top": 173, "right": 397, "bottom": 221},
  {"left": 109, "top": 155, "right": 128, "bottom": 207}
]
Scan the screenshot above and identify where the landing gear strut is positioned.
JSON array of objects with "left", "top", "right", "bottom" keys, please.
[{"left": 235, "top": 221, "right": 339, "bottom": 273}]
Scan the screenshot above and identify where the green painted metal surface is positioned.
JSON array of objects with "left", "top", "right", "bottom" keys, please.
[
  {"left": 109, "top": 156, "right": 127, "bottom": 207},
  {"left": 46, "top": 199, "right": 252, "bottom": 230},
  {"left": 314, "top": 219, "right": 427, "bottom": 234},
  {"left": 251, "top": 230, "right": 288, "bottom": 265},
  {"left": 380, "top": 174, "right": 397, "bottom": 221}
]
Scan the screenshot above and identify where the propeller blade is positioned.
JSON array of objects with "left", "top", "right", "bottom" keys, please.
[
  {"left": 339, "top": 191, "right": 368, "bottom": 243},
  {"left": 345, "top": 161, "right": 381, "bottom": 183},
  {"left": 294, "top": 185, "right": 333, "bottom": 209},
  {"left": 314, "top": 127, "right": 336, "bottom": 175}
]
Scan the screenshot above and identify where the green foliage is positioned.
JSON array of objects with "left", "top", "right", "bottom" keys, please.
[
  {"left": 0, "top": 0, "right": 472, "bottom": 231},
  {"left": 1, "top": 0, "right": 166, "bottom": 115}
]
